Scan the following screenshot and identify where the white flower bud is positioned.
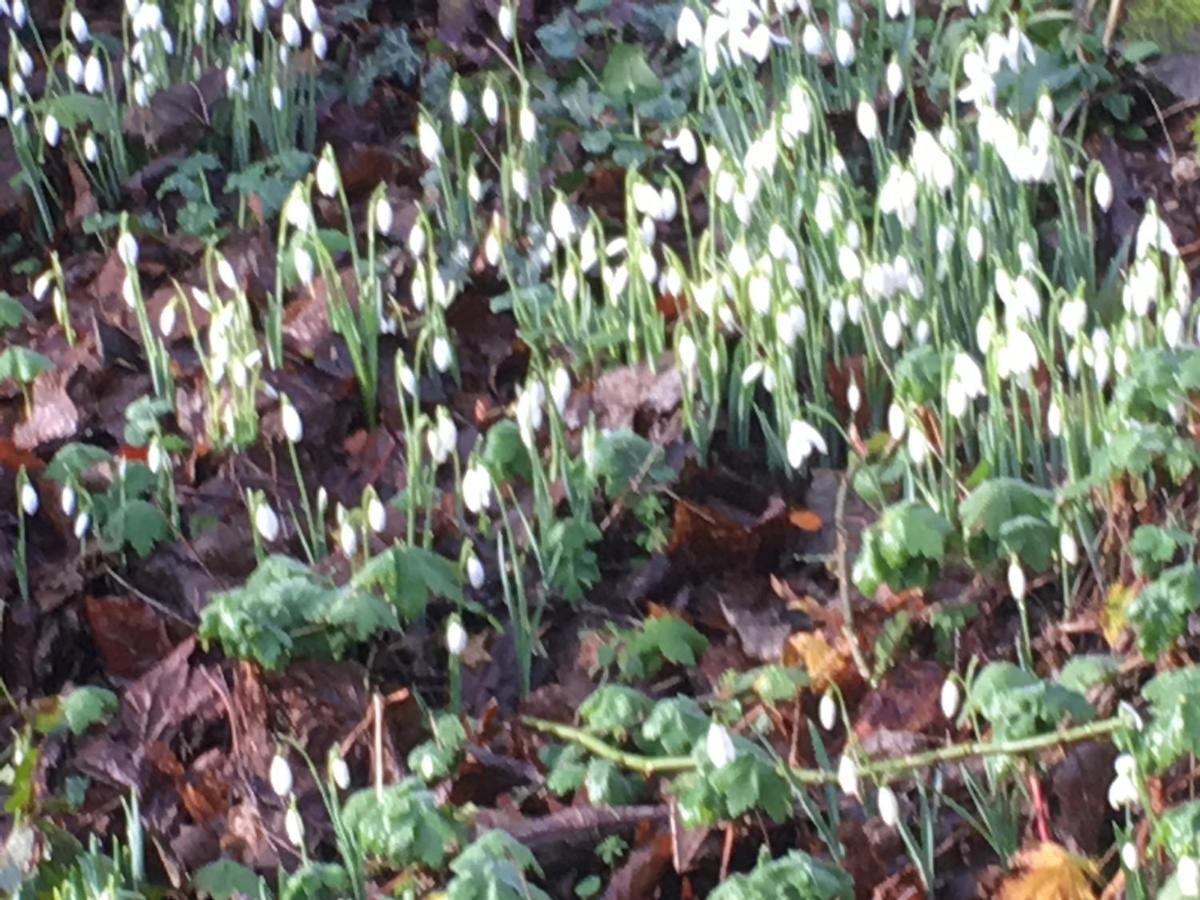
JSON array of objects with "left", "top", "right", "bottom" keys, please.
[
  {"left": 446, "top": 619, "right": 468, "bottom": 656},
  {"left": 837, "top": 754, "right": 859, "bottom": 797},
  {"left": 339, "top": 520, "right": 357, "bottom": 557},
  {"left": 74, "top": 511, "right": 91, "bottom": 539},
  {"left": 328, "top": 753, "right": 350, "bottom": 789},
  {"left": 1059, "top": 532, "right": 1078, "bottom": 567},
  {"left": 281, "top": 12, "right": 302, "bottom": 47},
  {"left": 375, "top": 195, "right": 393, "bottom": 236},
  {"left": 877, "top": 785, "right": 899, "bottom": 827},
  {"left": 1007, "top": 559, "right": 1026, "bottom": 602},
  {"left": 706, "top": 723, "right": 737, "bottom": 769},
  {"left": 61, "top": 484, "right": 77, "bottom": 516},
  {"left": 255, "top": 503, "right": 280, "bottom": 542},
  {"left": 1121, "top": 842, "right": 1137, "bottom": 871},
  {"left": 1093, "top": 169, "right": 1113, "bottom": 212},
  {"left": 21, "top": 482, "right": 38, "bottom": 516},
  {"left": 281, "top": 400, "right": 303, "bottom": 443},
  {"left": 467, "top": 554, "right": 485, "bottom": 589},
  {"left": 43, "top": 114, "right": 61, "bottom": 147},
  {"left": 819, "top": 692, "right": 837, "bottom": 731},
  {"left": 940, "top": 678, "right": 960, "bottom": 720},
  {"left": 367, "top": 496, "right": 386, "bottom": 533},
  {"left": 497, "top": 3, "right": 513, "bottom": 41},
  {"left": 315, "top": 155, "right": 338, "bottom": 198},
  {"left": 269, "top": 754, "right": 293, "bottom": 796},
  {"left": 449, "top": 87, "right": 469, "bottom": 126},
  {"left": 284, "top": 804, "right": 305, "bottom": 847}
]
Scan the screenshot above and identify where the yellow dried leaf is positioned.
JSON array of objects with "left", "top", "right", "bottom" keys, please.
[
  {"left": 1101, "top": 582, "right": 1136, "bottom": 648},
  {"left": 999, "top": 842, "right": 1096, "bottom": 900},
  {"left": 784, "top": 631, "right": 850, "bottom": 693}
]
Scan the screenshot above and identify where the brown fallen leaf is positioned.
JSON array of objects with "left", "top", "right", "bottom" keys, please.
[
  {"left": 14, "top": 371, "right": 80, "bottom": 450},
  {"left": 999, "top": 842, "right": 1097, "bottom": 900},
  {"left": 85, "top": 595, "right": 175, "bottom": 679},
  {"left": 784, "top": 631, "right": 853, "bottom": 694}
]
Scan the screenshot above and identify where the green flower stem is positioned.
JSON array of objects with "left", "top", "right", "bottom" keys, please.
[{"left": 521, "top": 715, "right": 1127, "bottom": 783}]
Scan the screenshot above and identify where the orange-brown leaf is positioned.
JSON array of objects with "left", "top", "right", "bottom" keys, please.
[
  {"left": 999, "top": 843, "right": 1096, "bottom": 900},
  {"left": 788, "top": 508, "right": 823, "bottom": 532}
]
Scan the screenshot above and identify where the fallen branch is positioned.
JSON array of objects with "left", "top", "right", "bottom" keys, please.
[{"left": 521, "top": 715, "right": 1126, "bottom": 785}]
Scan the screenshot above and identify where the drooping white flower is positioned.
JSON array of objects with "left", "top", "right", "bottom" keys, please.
[
  {"left": 83, "top": 54, "right": 104, "bottom": 94},
  {"left": 834, "top": 29, "right": 855, "bottom": 66},
  {"left": 1007, "top": 559, "right": 1026, "bottom": 601},
  {"left": 284, "top": 804, "right": 304, "bottom": 847},
  {"left": 467, "top": 554, "right": 485, "bottom": 589},
  {"left": 293, "top": 246, "right": 314, "bottom": 287},
  {"left": 1060, "top": 531, "right": 1078, "bottom": 566},
  {"left": 281, "top": 11, "right": 302, "bottom": 47},
  {"left": 877, "top": 786, "right": 899, "bottom": 827},
  {"left": 213, "top": 0, "right": 232, "bottom": 25},
  {"left": 315, "top": 155, "right": 338, "bottom": 198},
  {"left": 270, "top": 754, "right": 294, "bottom": 796},
  {"left": 482, "top": 85, "right": 499, "bottom": 124},
  {"left": 940, "top": 678, "right": 960, "bottom": 719},
  {"left": 550, "top": 366, "right": 571, "bottom": 415},
  {"left": 1094, "top": 168, "right": 1113, "bottom": 212},
  {"left": 250, "top": 0, "right": 266, "bottom": 30},
  {"left": 67, "top": 54, "right": 85, "bottom": 85},
  {"left": 118, "top": 232, "right": 139, "bottom": 267},
  {"left": 518, "top": 105, "right": 536, "bottom": 143},
  {"left": 366, "top": 495, "right": 386, "bottom": 533},
  {"left": 462, "top": 465, "right": 492, "bottom": 514},
  {"left": 20, "top": 482, "right": 39, "bottom": 516},
  {"left": 819, "top": 692, "right": 837, "bottom": 731},
  {"left": 1120, "top": 843, "right": 1138, "bottom": 872},
  {"left": 497, "top": 3, "right": 514, "bottom": 41},
  {"left": 311, "top": 29, "right": 327, "bottom": 58},
  {"left": 432, "top": 336, "right": 453, "bottom": 373},
  {"left": 446, "top": 618, "right": 468, "bottom": 656},
  {"left": 328, "top": 753, "right": 350, "bottom": 790},
  {"left": 339, "top": 519, "right": 357, "bottom": 557},
  {"left": 255, "top": 503, "right": 281, "bottom": 542},
  {"left": 855, "top": 100, "right": 878, "bottom": 140},
  {"left": 706, "top": 723, "right": 737, "bottom": 769},
  {"left": 375, "top": 195, "right": 393, "bottom": 236},
  {"left": 886, "top": 59, "right": 904, "bottom": 97},
  {"left": 837, "top": 754, "right": 859, "bottom": 797},
  {"left": 663, "top": 127, "right": 698, "bottom": 165},
  {"left": 677, "top": 5, "right": 703, "bottom": 47},
  {"left": 786, "top": 419, "right": 827, "bottom": 469},
  {"left": 43, "top": 114, "right": 61, "bottom": 147},
  {"left": 418, "top": 115, "right": 442, "bottom": 164},
  {"left": 70, "top": 10, "right": 90, "bottom": 42},
  {"left": 74, "top": 512, "right": 91, "bottom": 539},
  {"left": 449, "top": 85, "right": 469, "bottom": 126},
  {"left": 299, "top": 0, "right": 319, "bottom": 31}
]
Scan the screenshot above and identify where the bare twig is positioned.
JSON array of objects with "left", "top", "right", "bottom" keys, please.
[{"left": 834, "top": 464, "right": 872, "bottom": 683}]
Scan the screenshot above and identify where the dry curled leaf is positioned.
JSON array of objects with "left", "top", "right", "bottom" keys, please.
[{"left": 999, "top": 842, "right": 1097, "bottom": 900}]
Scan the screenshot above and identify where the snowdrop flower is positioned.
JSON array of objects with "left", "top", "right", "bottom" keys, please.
[
  {"left": 60, "top": 484, "right": 77, "bottom": 517},
  {"left": 550, "top": 196, "right": 574, "bottom": 244},
  {"left": 1093, "top": 168, "right": 1113, "bottom": 212},
  {"left": 270, "top": 754, "right": 294, "bottom": 796},
  {"left": 834, "top": 29, "right": 854, "bottom": 65},
  {"left": 339, "top": 519, "right": 357, "bottom": 557},
  {"left": 158, "top": 300, "right": 176, "bottom": 338},
  {"left": 21, "top": 482, "right": 39, "bottom": 516},
  {"left": 118, "top": 232, "right": 139, "bottom": 266},
  {"left": 249, "top": 0, "right": 266, "bottom": 29},
  {"left": 829, "top": 298, "right": 846, "bottom": 336},
  {"left": 877, "top": 786, "right": 899, "bottom": 827},
  {"left": 677, "top": 5, "right": 703, "bottom": 47},
  {"left": 511, "top": 168, "right": 528, "bottom": 200},
  {"left": 967, "top": 0, "right": 989, "bottom": 14},
  {"left": 1163, "top": 307, "right": 1184, "bottom": 347},
  {"left": 43, "top": 114, "right": 61, "bottom": 147},
  {"left": 284, "top": 804, "right": 304, "bottom": 847},
  {"left": 255, "top": 503, "right": 280, "bottom": 542},
  {"left": 67, "top": 54, "right": 85, "bottom": 85},
  {"left": 328, "top": 752, "right": 350, "bottom": 790},
  {"left": 311, "top": 29, "right": 327, "bottom": 58},
  {"left": 855, "top": 100, "right": 878, "bottom": 140},
  {"left": 847, "top": 378, "right": 861, "bottom": 413},
  {"left": 418, "top": 115, "right": 442, "bottom": 164},
  {"left": 1007, "top": 558, "right": 1026, "bottom": 601},
  {"left": 881, "top": 309, "right": 902, "bottom": 348},
  {"left": 940, "top": 678, "right": 960, "bottom": 719},
  {"left": 1137, "top": 204, "right": 1177, "bottom": 257},
  {"left": 886, "top": 59, "right": 904, "bottom": 97},
  {"left": 1120, "top": 843, "right": 1137, "bottom": 871},
  {"left": 837, "top": 754, "right": 859, "bottom": 798},
  {"left": 497, "top": 3, "right": 514, "bottom": 41},
  {"left": 663, "top": 127, "right": 698, "bottom": 165},
  {"left": 31, "top": 270, "right": 52, "bottom": 302},
  {"left": 462, "top": 465, "right": 492, "bottom": 514},
  {"left": 1047, "top": 399, "right": 1061, "bottom": 437},
  {"left": 819, "top": 692, "right": 837, "bottom": 731},
  {"left": 70, "top": 10, "right": 90, "bottom": 42},
  {"left": 293, "top": 246, "right": 314, "bottom": 287},
  {"left": 1107, "top": 769, "right": 1138, "bottom": 809},
  {"left": 907, "top": 425, "right": 929, "bottom": 464},
  {"left": 518, "top": 105, "right": 536, "bottom": 143},
  {"left": 1059, "top": 531, "right": 1078, "bottom": 567},
  {"left": 481, "top": 84, "right": 499, "bottom": 124},
  {"left": 17, "top": 47, "right": 33, "bottom": 78},
  {"left": 467, "top": 554, "right": 485, "bottom": 589},
  {"left": 516, "top": 382, "right": 545, "bottom": 445},
  {"left": 83, "top": 55, "right": 104, "bottom": 94},
  {"left": 966, "top": 226, "right": 984, "bottom": 262},
  {"left": 374, "top": 195, "right": 393, "bottom": 236},
  {"left": 446, "top": 618, "right": 468, "bottom": 656},
  {"left": 279, "top": 398, "right": 304, "bottom": 444},
  {"left": 213, "top": 0, "right": 232, "bottom": 26},
  {"left": 366, "top": 495, "right": 386, "bottom": 533},
  {"left": 315, "top": 155, "right": 338, "bottom": 198},
  {"left": 12, "top": 0, "right": 27, "bottom": 27},
  {"left": 74, "top": 512, "right": 90, "bottom": 539},
  {"left": 281, "top": 11, "right": 302, "bottom": 46},
  {"left": 449, "top": 85, "right": 469, "bottom": 126},
  {"left": 432, "top": 335, "right": 453, "bottom": 373},
  {"left": 1058, "top": 297, "right": 1087, "bottom": 338},
  {"left": 786, "top": 419, "right": 827, "bottom": 469},
  {"left": 299, "top": 0, "right": 319, "bottom": 30},
  {"left": 0, "top": 87, "right": 9, "bottom": 120},
  {"left": 550, "top": 366, "right": 571, "bottom": 415},
  {"left": 1180, "top": 858, "right": 1200, "bottom": 898},
  {"left": 887, "top": 403, "right": 907, "bottom": 441},
  {"left": 706, "top": 723, "right": 737, "bottom": 769}
]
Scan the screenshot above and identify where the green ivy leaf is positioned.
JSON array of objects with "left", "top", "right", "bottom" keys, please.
[
  {"left": 342, "top": 779, "right": 460, "bottom": 869},
  {"left": 0, "top": 346, "right": 54, "bottom": 384},
  {"left": 1128, "top": 565, "right": 1200, "bottom": 658},
  {"left": 104, "top": 499, "right": 169, "bottom": 558},
  {"left": 60, "top": 687, "right": 118, "bottom": 736},
  {"left": 640, "top": 697, "right": 709, "bottom": 755},
  {"left": 46, "top": 443, "right": 113, "bottom": 483},
  {"left": 579, "top": 685, "right": 653, "bottom": 737},
  {"left": 0, "top": 292, "right": 28, "bottom": 330},
  {"left": 601, "top": 44, "right": 662, "bottom": 103},
  {"left": 707, "top": 850, "right": 854, "bottom": 900},
  {"left": 192, "top": 859, "right": 268, "bottom": 900}
]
